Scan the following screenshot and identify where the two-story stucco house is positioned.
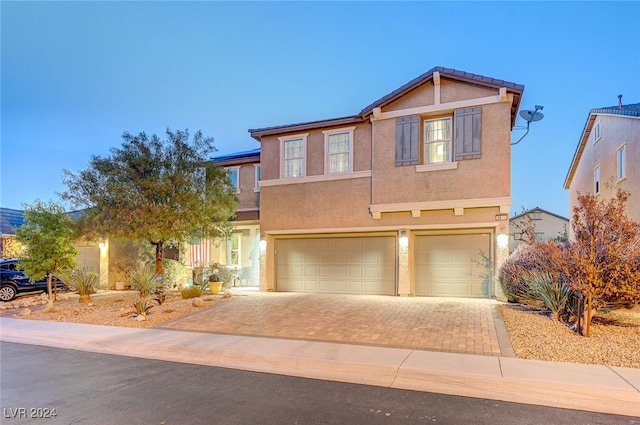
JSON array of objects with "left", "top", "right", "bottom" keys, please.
[
  {"left": 509, "top": 207, "right": 569, "bottom": 253},
  {"left": 564, "top": 99, "right": 640, "bottom": 226},
  {"left": 249, "top": 67, "right": 524, "bottom": 299}
]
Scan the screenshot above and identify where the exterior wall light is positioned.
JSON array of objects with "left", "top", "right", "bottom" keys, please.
[
  {"left": 497, "top": 233, "right": 509, "bottom": 249},
  {"left": 399, "top": 230, "right": 409, "bottom": 248},
  {"left": 259, "top": 239, "right": 267, "bottom": 252}
]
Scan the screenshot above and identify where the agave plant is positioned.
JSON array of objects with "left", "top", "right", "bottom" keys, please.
[
  {"left": 133, "top": 300, "right": 154, "bottom": 317},
  {"left": 59, "top": 268, "right": 100, "bottom": 303}
]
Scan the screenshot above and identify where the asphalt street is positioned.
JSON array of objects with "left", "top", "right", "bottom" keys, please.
[{"left": 1, "top": 342, "right": 637, "bottom": 425}]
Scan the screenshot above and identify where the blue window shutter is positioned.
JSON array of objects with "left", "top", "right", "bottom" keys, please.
[
  {"left": 395, "top": 116, "right": 419, "bottom": 166},
  {"left": 454, "top": 107, "right": 482, "bottom": 161}
]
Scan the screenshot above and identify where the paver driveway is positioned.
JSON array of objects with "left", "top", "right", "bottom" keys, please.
[{"left": 159, "top": 292, "right": 514, "bottom": 357}]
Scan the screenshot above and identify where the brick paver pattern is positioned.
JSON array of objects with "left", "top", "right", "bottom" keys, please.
[{"left": 159, "top": 292, "right": 505, "bottom": 356}]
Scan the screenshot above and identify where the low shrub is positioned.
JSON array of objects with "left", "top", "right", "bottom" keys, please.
[
  {"left": 162, "top": 259, "right": 187, "bottom": 289},
  {"left": 181, "top": 285, "right": 202, "bottom": 299},
  {"left": 524, "top": 270, "right": 574, "bottom": 321},
  {"left": 59, "top": 268, "right": 100, "bottom": 303},
  {"left": 498, "top": 241, "right": 568, "bottom": 303},
  {"left": 133, "top": 300, "right": 154, "bottom": 317}
]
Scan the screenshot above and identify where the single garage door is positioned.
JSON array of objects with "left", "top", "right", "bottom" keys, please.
[
  {"left": 415, "top": 233, "right": 491, "bottom": 297},
  {"left": 276, "top": 236, "right": 396, "bottom": 295}
]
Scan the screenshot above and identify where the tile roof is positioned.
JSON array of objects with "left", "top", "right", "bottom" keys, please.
[
  {"left": 249, "top": 66, "right": 525, "bottom": 139},
  {"left": 588, "top": 103, "right": 640, "bottom": 117}
]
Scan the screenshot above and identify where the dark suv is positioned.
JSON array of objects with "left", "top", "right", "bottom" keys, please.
[{"left": 0, "top": 259, "right": 66, "bottom": 302}]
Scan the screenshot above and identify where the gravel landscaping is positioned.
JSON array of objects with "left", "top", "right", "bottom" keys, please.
[{"left": 500, "top": 303, "right": 640, "bottom": 368}]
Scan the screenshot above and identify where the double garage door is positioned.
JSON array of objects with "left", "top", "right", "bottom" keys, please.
[
  {"left": 276, "top": 233, "right": 491, "bottom": 297},
  {"left": 276, "top": 236, "right": 396, "bottom": 295}
]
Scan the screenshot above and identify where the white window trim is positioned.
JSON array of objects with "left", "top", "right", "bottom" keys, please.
[
  {"left": 415, "top": 162, "right": 458, "bottom": 173},
  {"left": 423, "top": 117, "right": 453, "bottom": 164},
  {"left": 254, "top": 164, "right": 261, "bottom": 192},
  {"left": 593, "top": 120, "right": 602, "bottom": 144},
  {"left": 594, "top": 165, "right": 601, "bottom": 194},
  {"left": 617, "top": 143, "right": 627, "bottom": 182},
  {"left": 279, "top": 133, "right": 308, "bottom": 179},
  {"left": 322, "top": 126, "right": 355, "bottom": 174},
  {"left": 225, "top": 166, "right": 241, "bottom": 194},
  {"left": 227, "top": 233, "right": 241, "bottom": 267}
]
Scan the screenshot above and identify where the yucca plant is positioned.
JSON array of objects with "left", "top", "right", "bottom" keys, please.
[
  {"left": 133, "top": 300, "right": 154, "bottom": 317},
  {"left": 59, "top": 268, "right": 100, "bottom": 303},
  {"left": 525, "top": 270, "right": 573, "bottom": 321},
  {"left": 127, "top": 266, "right": 159, "bottom": 299}
]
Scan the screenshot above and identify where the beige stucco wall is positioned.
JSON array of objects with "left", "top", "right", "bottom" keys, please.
[
  {"left": 236, "top": 161, "right": 260, "bottom": 211},
  {"left": 372, "top": 93, "right": 512, "bottom": 205},
  {"left": 568, "top": 115, "right": 640, "bottom": 224}
]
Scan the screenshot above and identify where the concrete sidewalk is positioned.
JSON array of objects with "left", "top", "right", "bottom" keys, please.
[{"left": 1, "top": 317, "right": 639, "bottom": 417}]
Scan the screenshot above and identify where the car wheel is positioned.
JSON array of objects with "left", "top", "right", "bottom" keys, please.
[{"left": 0, "top": 284, "right": 17, "bottom": 302}]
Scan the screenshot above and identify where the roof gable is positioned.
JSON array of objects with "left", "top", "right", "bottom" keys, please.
[
  {"left": 564, "top": 102, "right": 640, "bottom": 188},
  {"left": 249, "top": 66, "right": 525, "bottom": 140}
]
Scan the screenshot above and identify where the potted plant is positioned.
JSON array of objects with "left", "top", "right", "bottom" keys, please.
[{"left": 207, "top": 263, "right": 233, "bottom": 295}]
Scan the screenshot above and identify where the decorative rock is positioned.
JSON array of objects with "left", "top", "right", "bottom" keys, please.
[
  {"left": 222, "top": 291, "right": 232, "bottom": 299},
  {"left": 18, "top": 308, "right": 32, "bottom": 316},
  {"left": 135, "top": 314, "right": 147, "bottom": 321},
  {"left": 192, "top": 297, "right": 205, "bottom": 307}
]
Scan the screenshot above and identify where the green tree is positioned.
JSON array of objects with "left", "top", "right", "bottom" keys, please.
[
  {"left": 15, "top": 200, "right": 77, "bottom": 309},
  {"left": 61, "top": 128, "right": 238, "bottom": 275},
  {"left": 565, "top": 189, "right": 640, "bottom": 336}
]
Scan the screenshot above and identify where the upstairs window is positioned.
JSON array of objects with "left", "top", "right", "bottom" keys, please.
[
  {"left": 280, "top": 134, "right": 307, "bottom": 178},
  {"left": 395, "top": 107, "right": 481, "bottom": 167},
  {"left": 324, "top": 127, "right": 354, "bottom": 174},
  {"left": 254, "top": 164, "right": 261, "bottom": 191},
  {"left": 424, "top": 118, "right": 452, "bottom": 163},
  {"left": 226, "top": 166, "right": 240, "bottom": 193},
  {"left": 593, "top": 121, "right": 602, "bottom": 143},
  {"left": 594, "top": 165, "right": 601, "bottom": 194},
  {"left": 617, "top": 144, "right": 626, "bottom": 180}
]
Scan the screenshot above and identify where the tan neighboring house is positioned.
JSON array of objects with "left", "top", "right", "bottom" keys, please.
[
  {"left": 249, "top": 66, "right": 524, "bottom": 299},
  {"left": 189, "top": 149, "right": 262, "bottom": 287},
  {"left": 564, "top": 100, "right": 640, "bottom": 228},
  {"left": 509, "top": 207, "right": 569, "bottom": 253}
]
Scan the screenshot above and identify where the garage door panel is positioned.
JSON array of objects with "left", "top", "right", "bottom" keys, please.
[
  {"left": 415, "top": 234, "right": 491, "bottom": 298},
  {"left": 277, "top": 236, "right": 396, "bottom": 295}
]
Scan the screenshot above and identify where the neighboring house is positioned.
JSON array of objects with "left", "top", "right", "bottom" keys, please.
[
  {"left": 189, "top": 148, "right": 261, "bottom": 287},
  {"left": 509, "top": 207, "right": 569, "bottom": 253},
  {"left": 249, "top": 66, "right": 524, "bottom": 299},
  {"left": 564, "top": 100, "right": 640, "bottom": 227},
  {"left": 0, "top": 207, "right": 110, "bottom": 288}
]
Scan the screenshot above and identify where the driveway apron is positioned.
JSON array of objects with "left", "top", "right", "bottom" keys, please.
[{"left": 158, "top": 292, "right": 514, "bottom": 357}]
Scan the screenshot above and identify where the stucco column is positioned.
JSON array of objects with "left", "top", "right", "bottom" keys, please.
[
  {"left": 259, "top": 234, "right": 274, "bottom": 292},
  {"left": 397, "top": 230, "right": 411, "bottom": 296},
  {"left": 99, "top": 239, "right": 109, "bottom": 290},
  {"left": 495, "top": 228, "right": 509, "bottom": 301}
]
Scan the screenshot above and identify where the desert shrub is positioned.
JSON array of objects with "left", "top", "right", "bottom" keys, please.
[
  {"left": 207, "top": 262, "right": 235, "bottom": 289},
  {"left": 499, "top": 241, "right": 569, "bottom": 303},
  {"left": 133, "top": 300, "right": 154, "bottom": 317},
  {"left": 181, "top": 285, "right": 202, "bottom": 299},
  {"left": 59, "top": 268, "right": 100, "bottom": 302},
  {"left": 127, "top": 266, "right": 159, "bottom": 299},
  {"left": 524, "top": 270, "right": 574, "bottom": 321},
  {"left": 192, "top": 266, "right": 209, "bottom": 289},
  {"left": 162, "top": 259, "right": 186, "bottom": 289}
]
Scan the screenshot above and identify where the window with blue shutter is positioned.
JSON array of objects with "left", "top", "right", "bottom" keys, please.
[
  {"left": 454, "top": 107, "right": 482, "bottom": 161},
  {"left": 395, "top": 116, "right": 419, "bottom": 166}
]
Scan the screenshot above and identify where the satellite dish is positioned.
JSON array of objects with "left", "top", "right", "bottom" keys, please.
[{"left": 519, "top": 109, "right": 544, "bottom": 123}]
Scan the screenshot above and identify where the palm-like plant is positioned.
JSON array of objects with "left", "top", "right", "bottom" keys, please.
[
  {"left": 127, "top": 266, "right": 159, "bottom": 299},
  {"left": 59, "top": 268, "right": 100, "bottom": 303}
]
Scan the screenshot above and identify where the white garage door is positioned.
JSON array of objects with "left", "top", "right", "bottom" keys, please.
[
  {"left": 276, "top": 236, "right": 396, "bottom": 295},
  {"left": 415, "top": 233, "right": 491, "bottom": 297}
]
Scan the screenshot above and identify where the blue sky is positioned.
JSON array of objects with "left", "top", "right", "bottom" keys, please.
[{"left": 2, "top": 1, "right": 639, "bottom": 218}]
